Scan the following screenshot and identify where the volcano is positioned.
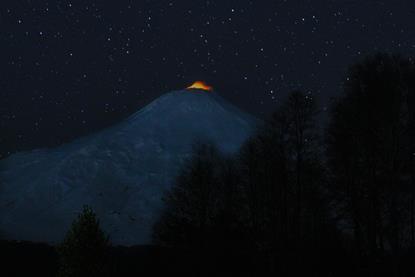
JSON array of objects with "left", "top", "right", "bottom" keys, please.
[{"left": 0, "top": 89, "right": 257, "bottom": 245}]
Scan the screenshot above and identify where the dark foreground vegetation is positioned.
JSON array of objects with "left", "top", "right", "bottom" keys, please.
[
  {"left": 2, "top": 53, "right": 415, "bottom": 276},
  {"left": 2, "top": 240, "right": 415, "bottom": 277},
  {"left": 2, "top": 239, "right": 415, "bottom": 276}
]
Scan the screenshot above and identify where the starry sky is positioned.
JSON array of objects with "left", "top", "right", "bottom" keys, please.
[{"left": 1, "top": 0, "right": 415, "bottom": 157}]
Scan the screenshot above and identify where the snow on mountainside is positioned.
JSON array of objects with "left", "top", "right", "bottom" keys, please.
[{"left": 0, "top": 89, "right": 257, "bottom": 245}]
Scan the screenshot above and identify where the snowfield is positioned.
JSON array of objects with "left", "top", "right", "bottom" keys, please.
[{"left": 0, "top": 90, "right": 257, "bottom": 245}]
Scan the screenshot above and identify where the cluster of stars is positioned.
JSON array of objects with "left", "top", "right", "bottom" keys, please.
[{"left": 0, "top": 0, "right": 414, "bottom": 158}]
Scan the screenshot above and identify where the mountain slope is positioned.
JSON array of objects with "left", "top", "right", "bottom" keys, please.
[{"left": 0, "top": 89, "right": 257, "bottom": 245}]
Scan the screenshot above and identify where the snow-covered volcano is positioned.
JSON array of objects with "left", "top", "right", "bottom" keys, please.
[{"left": 0, "top": 89, "right": 257, "bottom": 245}]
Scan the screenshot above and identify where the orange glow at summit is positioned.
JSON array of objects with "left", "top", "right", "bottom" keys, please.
[{"left": 186, "top": 81, "right": 213, "bottom": 91}]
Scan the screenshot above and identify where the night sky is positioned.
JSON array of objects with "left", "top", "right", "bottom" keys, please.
[{"left": 1, "top": 0, "right": 414, "bottom": 157}]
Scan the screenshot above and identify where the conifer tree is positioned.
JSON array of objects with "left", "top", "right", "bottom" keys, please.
[{"left": 57, "top": 205, "right": 110, "bottom": 277}]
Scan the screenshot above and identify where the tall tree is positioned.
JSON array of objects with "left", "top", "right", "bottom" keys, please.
[
  {"left": 404, "top": 58, "right": 415, "bottom": 247},
  {"left": 327, "top": 53, "right": 415, "bottom": 257},
  {"left": 238, "top": 90, "right": 334, "bottom": 275},
  {"left": 153, "top": 143, "right": 225, "bottom": 248},
  {"left": 284, "top": 90, "right": 320, "bottom": 239}
]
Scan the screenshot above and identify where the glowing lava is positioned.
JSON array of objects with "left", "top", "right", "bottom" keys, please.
[{"left": 186, "top": 81, "right": 213, "bottom": 91}]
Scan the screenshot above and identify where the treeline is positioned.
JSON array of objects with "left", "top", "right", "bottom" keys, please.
[{"left": 153, "top": 53, "right": 415, "bottom": 276}]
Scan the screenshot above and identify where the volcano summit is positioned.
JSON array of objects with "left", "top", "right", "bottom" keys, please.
[{"left": 0, "top": 88, "right": 257, "bottom": 245}]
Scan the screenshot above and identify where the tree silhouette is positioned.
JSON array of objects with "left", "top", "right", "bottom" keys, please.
[
  {"left": 327, "top": 53, "right": 415, "bottom": 258},
  {"left": 237, "top": 90, "right": 336, "bottom": 275},
  {"left": 57, "top": 205, "right": 110, "bottom": 277},
  {"left": 153, "top": 143, "right": 225, "bottom": 248}
]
